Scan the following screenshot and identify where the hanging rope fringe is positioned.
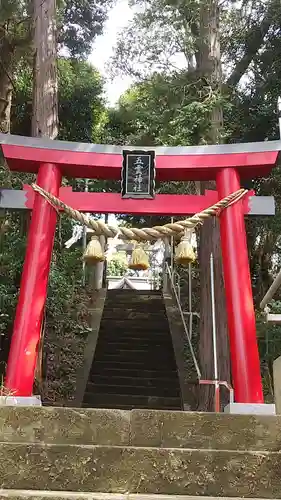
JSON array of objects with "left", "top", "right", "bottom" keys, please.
[
  {"left": 175, "top": 230, "right": 196, "bottom": 266},
  {"left": 83, "top": 236, "right": 105, "bottom": 264},
  {"left": 31, "top": 183, "right": 248, "bottom": 241},
  {"left": 129, "top": 244, "right": 150, "bottom": 271}
]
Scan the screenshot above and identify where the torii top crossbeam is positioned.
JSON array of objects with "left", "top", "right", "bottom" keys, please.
[
  {"left": 2, "top": 132, "right": 281, "bottom": 408},
  {"left": 0, "top": 133, "right": 280, "bottom": 180}
]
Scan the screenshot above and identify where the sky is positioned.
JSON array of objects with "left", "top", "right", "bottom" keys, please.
[{"left": 88, "top": 1, "right": 134, "bottom": 106}]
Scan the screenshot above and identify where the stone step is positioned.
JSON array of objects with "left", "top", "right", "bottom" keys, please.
[
  {"left": 82, "top": 403, "right": 182, "bottom": 410},
  {"left": 100, "top": 317, "right": 167, "bottom": 323},
  {"left": 99, "top": 321, "right": 169, "bottom": 331},
  {"left": 93, "top": 347, "right": 173, "bottom": 356},
  {"left": 0, "top": 492, "right": 114, "bottom": 499},
  {"left": 94, "top": 340, "right": 174, "bottom": 351},
  {"left": 1, "top": 493, "right": 278, "bottom": 500},
  {"left": 90, "top": 359, "right": 177, "bottom": 370},
  {"left": 106, "top": 292, "right": 162, "bottom": 298},
  {"left": 103, "top": 301, "right": 165, "bottom": 307},
  {"left": 98, "top": 328, "right": 169, "bottom": 335},
  {"left": 103, "top": 302, "right": 165, "bottom": 307},
  {"left": 103, "top": 306, "right": 165, "bottom": 312},
  {"left": 92, "top": 352, "right": 174, "bottom": 366},
  {"left": 93, "top": 349, "right": 176, "bottom": 361},
  {"left": 91, "top": 349, "right": 176, "bottom": 360},
  {"left": 103, "top": 305, "right": 165, "bottom": 311},
  {"left": 89, "top": 288, "right": 181, "bottom": 410},
  {"left": 1, "top": 407, "right": 281, "bottom": 451},
  {"left": 90, "top": 367, "right": 178, "bottom": 378},
  {"left": 95, "top": 344, "right": 172, "bottom": 352},
  {"left": 106, "top": 290, "right": 162, "bottom": 294},
  {"left": 102, "top": 304, "right": 165, "bottom": 310},
  {"left": 85, "top": 382, "right": 181, "bottom": 397},
  {"left": 89, "top": 375, "right": 179, "bottom": 387},
  {"left": 105, "top": 293, "right": 162, "bottom": 297},
  {"left": 97, "top": 331, "right": 170, "bottom": 339},
  {"left": 95, "top": 340, "right": 173, "bottom": 349},
  {"left": 0, "top": 443, "right": 280, "bottom": 497},
  {"left": 82, "top": 393, "right": 182, "bottom": 409},
  {"left": 0, "top": 407, "right": 129, "bottom": 446},
  {"left": 97, "top": 331, "right": 170, "bottom": 340},
  {"left": 103, "top": 307, "right": 166, "bottom": 314},
  {"left": 98, "top": 335, "right": 170, "bottom": 342},
  {"left": 94, "top": 345, "right": 174, "bottom": 354},
  {"left": 104, "top": 302, "right": 163, "bottom": 306},
  {"left": 104, "top": 300, "right": 164, "bottom": 308},
  {"left": 102, "top": 304, "right": 166, "bottom": 311}
]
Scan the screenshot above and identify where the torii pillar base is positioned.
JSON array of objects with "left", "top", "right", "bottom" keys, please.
[{"left": 224, "top": 402, "right": 275, "bottom": 415}]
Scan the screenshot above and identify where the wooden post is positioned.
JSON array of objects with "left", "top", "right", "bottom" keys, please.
[
  {"left": 196, "top": 0, "right": 231, "bottom": 412},
  {"left": 273, "top": 356, "right": 281, "bottom": 414},
  {"left": 92, "top": 236, "right": 106, "bottom": 290},
  {"left": 32, "top": 0, "right": 58, "bottom": 139},
  {"left": 163, "top": 238, "right": 170, "bottom": 293}
]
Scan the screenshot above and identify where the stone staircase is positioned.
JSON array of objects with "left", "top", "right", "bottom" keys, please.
[
  {"left": 82, "top": 290, "right": 182, "bottom": 410},
  {"left": 0, "top": 406, "right": 281, "bottom": 499}
]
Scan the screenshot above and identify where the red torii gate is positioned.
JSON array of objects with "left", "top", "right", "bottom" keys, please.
[{"left": 1, "top": 133, "right": 280, "bottom": 404}]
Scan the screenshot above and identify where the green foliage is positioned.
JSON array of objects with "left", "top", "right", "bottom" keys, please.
[
  {"left": 0, "top": 211, "right": 29, "bottom": 375},
  {"left": 11, "top": 58, "right": 106, "bottom": 142},
  {"left": 0, "top": 0, "right": 32, "bottom": 50},
  {"left": 107, "top": 253, "right": 128, "bottom": 277},
  {"left": 103, "top": 72, "right": 229, "bottom": 147},
  {"left": 58, "top": 59, "right": 105, "bottom": 142},
  {"left": 256, "top": 307, "right": 281, "bottom": 402}
]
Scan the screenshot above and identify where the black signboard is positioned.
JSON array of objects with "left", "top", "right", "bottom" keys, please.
[{"left": 121, "top": 150, "right": 156, "bottom": 199}]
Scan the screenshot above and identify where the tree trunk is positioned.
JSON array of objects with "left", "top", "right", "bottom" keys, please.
[
  {"left": 196, "top": 0, "right": 231, "bottom": 411},
  {"left": 32, "top": 0, "right": 59, "bottom": 385},
  {"left": 0, "top": 75, "right": 12, "bottom": 133},
  {"left": 32, "top": 0, "right": 58, "bottom": 139},
  {"left": 0, "top": 50, "right": 14, "bottom": 133}
]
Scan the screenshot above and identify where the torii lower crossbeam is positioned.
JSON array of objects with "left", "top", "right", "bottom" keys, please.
[
  {"left": 1, "top": 133, "right": 280, "bottom": 405},
  {"left": 0, "top": 185, "right": 275, "bottom": 215}
]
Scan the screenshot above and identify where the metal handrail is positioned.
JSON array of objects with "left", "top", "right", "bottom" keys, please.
[
  {"left": 199, "top": 379, "right": 234, "bottom": 410},
  {"left": 260, "top": 268, "right": 281, "bottom": 310},
  {"left": 165, "top": 262, "right": 202, "bottom": 379},
  {"left": 165, "top": 258, "right": 234, "bottom": 412}
]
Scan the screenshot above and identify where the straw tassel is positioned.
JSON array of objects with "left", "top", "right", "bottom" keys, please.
[
  {"left": 175, "top": 230, "right": 196, "bottom": 266},
  {"left": 83, "top": 236, "right": 105, "bottom": 264},
  {"left": 129, "top": 244, "right": 150, "bottom": 271}
]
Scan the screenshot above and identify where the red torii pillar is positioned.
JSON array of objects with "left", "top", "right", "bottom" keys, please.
[
  {"left": 216, "top": 169, "right": 263, "bottom": 402},
  {"left": 0, "top": 133, "right": 279, "bottom": 402},
  {"left": 5, "top": 163, "right": 62, "bottom": 395}
]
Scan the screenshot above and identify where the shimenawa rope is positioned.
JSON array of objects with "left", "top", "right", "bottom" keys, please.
[{"left": 31, "top": 183, "right": 247, "bottom": 241}]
